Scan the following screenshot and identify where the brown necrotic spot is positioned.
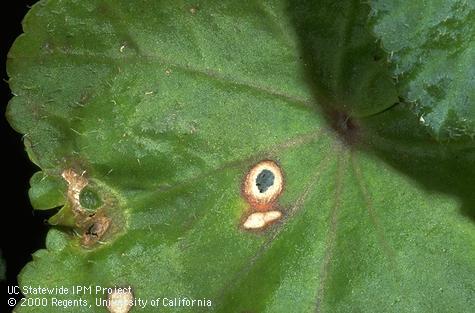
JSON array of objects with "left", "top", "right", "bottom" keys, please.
[
  {"left": 243, "top": 160, "right": 283, "bottom": 210},
  {"left": 62, "top": 169, "right": 117, "bottom": 247},
  {"left": 82, "top": 215, "right": 111, "bottom": 246}
]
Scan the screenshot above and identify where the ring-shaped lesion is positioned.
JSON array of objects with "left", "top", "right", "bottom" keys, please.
[{"left": 241, "top": 160, "right": 284, "bottom": 230}]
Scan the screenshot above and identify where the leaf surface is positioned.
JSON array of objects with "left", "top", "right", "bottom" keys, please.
[
  {"left": 370, "top": 0, "right": 475, "bottom": 139},
  {"left": 6, "top": 0, "right": 475, "bottom": 312}
]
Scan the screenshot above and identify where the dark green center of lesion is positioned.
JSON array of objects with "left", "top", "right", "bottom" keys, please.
[
  {"left": 256, "top": 169, "right": 275, "bottom": 193},
  {"left": 79, "top": 187, "right": 102, "bottom": 211}
]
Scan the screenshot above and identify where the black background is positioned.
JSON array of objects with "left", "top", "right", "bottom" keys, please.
[{"left": 1, "top": 1, "right": 48, "bottom": 312}]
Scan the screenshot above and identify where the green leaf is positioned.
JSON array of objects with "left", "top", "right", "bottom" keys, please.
[
  {"left": 6, "top": 1, "right": 475, "bottom": 312},
  {"left": 291, "top": 0, "right": 398, "bottom": 116},
  {"left": 29, "top": 171, "right": 66, "bottom": 210},
  {"left": 370, "top": 0, "right": 475, "bottom": 140}
]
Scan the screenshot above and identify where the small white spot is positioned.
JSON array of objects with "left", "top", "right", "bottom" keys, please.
[
  {"left": 119, "top": 45, "right": 125, "bottom": 53},
  {"left": 243, "top": 210, "right": 282, "bottom": 229},
  {"left": 419, "top": 116, "right": 425, "bottom": 123},
  {"left": 107, "top": 290, "right": 133, "bottom": 313}
]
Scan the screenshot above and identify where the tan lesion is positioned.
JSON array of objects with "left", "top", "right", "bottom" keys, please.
[
  {"left": 82, "top": 215, "right": 111, "bottom": 247},
  {"left": 62, "top": 169, "right": 111, "bottom": 247},
  {"left": 107, "top": 288, "right": 134, "bottom": 313},
  {"left": 62, "top": 169, "right": 88, "bottom": 215},
  {"left": 241, "top": 160, "right": 284, "bottom": 230},
  {"left": 242, "top": 160, "right": 284, "bottom": 210},
  {"left": 242, "top": 210, "right": 282, "bottom": 230}
]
